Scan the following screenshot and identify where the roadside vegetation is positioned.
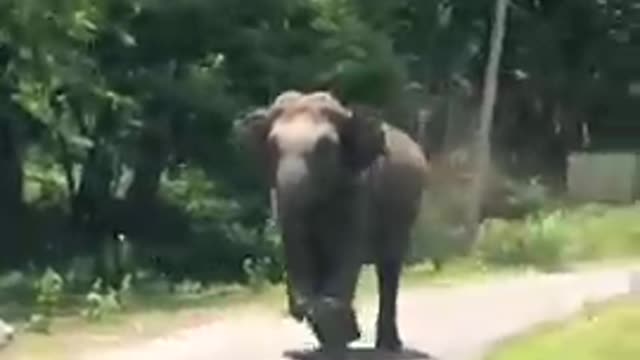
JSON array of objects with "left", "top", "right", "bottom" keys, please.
[
  {"left": 485, "top": 296, "right": 640, "bottom": 360},
  {"left": 1, "top": 199, "right": 639, "bottom": 359}
]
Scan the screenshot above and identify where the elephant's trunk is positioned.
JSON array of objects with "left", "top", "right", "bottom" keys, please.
[
  {"left": 273, "top": 155, "right": 316, "bottom": 321},
  {"left": 275, "top": 156, "right": 312, "bottom": 213}
]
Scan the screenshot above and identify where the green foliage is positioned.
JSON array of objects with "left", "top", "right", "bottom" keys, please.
[
  {"left": 551, "top": 204, "right": 640, "bottom": 260},
  {"left": 173, "top": 279, "right": 204, "bottom": 295},
  {"left": 475, "top": 204, "right": 640, "bottom": 271},
  {"left": 34, "top": 268, "right": 64, "bottom": 316},
  {"left": 410, "top": 191, "right": 468, "bottom": 268},
  {"left": 81, "top": 278, "right": 120, "bottom": 322},
  {"left": 521, "top": 212, "right": 571, "bottom": 270},
  {"left": 242, "top": 257, "right": 273, "bottom": 292},
  {"left": 475, "top": 211, "right": 570, "bottom": 271},
  {"left": 81, "top": 274, "right": 132, "bottom": 322},
  {"left": 28, "top": 268, "right": 64, "bottom": 333}
]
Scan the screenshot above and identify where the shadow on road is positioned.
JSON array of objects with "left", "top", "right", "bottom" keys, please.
[{"left": 283, "top": 347, "right": 435, "bottom": 360}]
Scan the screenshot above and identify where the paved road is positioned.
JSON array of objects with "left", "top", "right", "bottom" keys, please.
[{"left": 81, "top": 266, "right": 638, "bottom": 360}]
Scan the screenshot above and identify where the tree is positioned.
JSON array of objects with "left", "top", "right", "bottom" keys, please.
[{"left": 467, "top": 0, "right": 510, "bottom": 241}]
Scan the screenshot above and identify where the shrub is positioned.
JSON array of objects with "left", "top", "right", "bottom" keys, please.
[
  {"left": 242, "top": 257, "right": 272, "bottom": 291},
  {"left": 475, "top": 218, "right": 527, "bottom": 265},
  {"left": 475, "top": 210, "right": 570, "bottom": 271},
  {"left": 28, "top": 267, "right": 64, "bottom": 333},
  {"left": 409, "top": 190, "right": 470, "bottom": 269},
  {"left": 521, "top": 211, "right": 570, "bottom": 270},
  {"left": 81, "top": 274, "right": 132, "bottom": 322}
]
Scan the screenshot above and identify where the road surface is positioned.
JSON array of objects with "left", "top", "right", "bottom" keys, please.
[{"left": 80, "top": 266, "right": 638, "bottom": 360}]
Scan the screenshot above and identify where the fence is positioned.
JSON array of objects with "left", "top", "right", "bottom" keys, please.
[{"left": 567, "top": 151, "right": 640, "bottom": 203}]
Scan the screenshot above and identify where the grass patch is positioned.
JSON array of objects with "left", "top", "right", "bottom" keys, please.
[
  {"left": 559, "top": 203, "right": 640, "bottom": 259},
  {"left": 485, "top": 296, "right": 640, "bottom": 360}
]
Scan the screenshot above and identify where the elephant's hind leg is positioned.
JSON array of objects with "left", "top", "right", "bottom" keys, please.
[
  {"left": 374, "top": 258, "right": 403, "bottom": 351},
  {"left": 373, "top": 217, "right": 412, "bottom": 352}
]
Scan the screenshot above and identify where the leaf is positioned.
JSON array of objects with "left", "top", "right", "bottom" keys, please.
[
  {"left": 74, "top": 10, "right": 98, "bottom": 32},
  {"left": 66, "top": 135, "right": 94, "bottom": 150},
  {"left": 117, "top": 29, "right": 137, "bottom": 47}
]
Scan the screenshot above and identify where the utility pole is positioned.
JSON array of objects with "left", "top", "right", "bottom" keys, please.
[{"left": 466, "top": 0, "right": 510, "bottom": 242}]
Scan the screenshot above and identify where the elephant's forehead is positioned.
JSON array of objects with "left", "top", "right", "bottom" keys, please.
[{"left": 270, "top": 115, "right": 337, "bottom": 152}]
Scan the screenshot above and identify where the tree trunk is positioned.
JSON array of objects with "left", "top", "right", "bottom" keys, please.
[
  {"left": 466, "top": 0, "right": 510, "bottom": 242},
  {"left": 0, "top": 120, "right": 22, "bottom": 208},
  {"left": 126, "top": 135, "right": 168, "bottom": 209},
  {"left": 0, "top": 119, "right": 24, "bottom": 267},
  {"left": 124, "top": 118, "right": 171, "bottom": 241}
]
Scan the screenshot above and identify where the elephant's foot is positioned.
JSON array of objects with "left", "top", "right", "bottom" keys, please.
[
  {"left": 375, "top": 336, "right": 403, "bottom": 352},
  {"left": 317, "top": 346, "right": 348, "bottom": 360},
  {"left": 375, "top": 325, "right": 403, "bottom": 352},
  {"left": 308, "top": 298, "right": 361, "bottom": 349},
  {"left": 310, "top": 314, "right": 360, "bottom": 346},
  {"left": 289, "top": 300, "right": 306, "bottom": 322}
]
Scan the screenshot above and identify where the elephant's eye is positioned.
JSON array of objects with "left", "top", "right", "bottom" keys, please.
[
  {"left": 266, "top": 136, "right": 280, "bottom": 163},
  {"left": 314, "top": 136, "right": 336, "bottom": 156},
  {"left": 313, "top": 136, "right": 338, "bottom": 170}
]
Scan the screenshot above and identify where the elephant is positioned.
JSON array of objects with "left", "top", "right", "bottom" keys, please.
[{"left": 236, "top": 90, "right": 429, "bottom": 356}]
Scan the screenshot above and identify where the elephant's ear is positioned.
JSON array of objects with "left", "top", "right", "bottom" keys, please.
[
  {"left": 309, "top": 92, "right": 385, "bottom": 172},
  {"left": 235, "top": 90, "right": 304, "bottom": 152},
  {"left": 338, "top": 104, "right": 386, "bottom": 172},
  {"left": 233, "top": 90, "right": 304, "bottom": 181},
  {"left": 233, "top": 107, "right": 275, "bottom": 178},
  {"left": 235, "top": 107, "right": 271, "bottom": 154}
]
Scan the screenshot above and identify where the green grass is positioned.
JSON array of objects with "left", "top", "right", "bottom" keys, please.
[
  {"left": 485, "top": 297, "right": 640, "bottom": 360},
  {"left": 559, "top": 203, "right": 640, "bottom": 259}
]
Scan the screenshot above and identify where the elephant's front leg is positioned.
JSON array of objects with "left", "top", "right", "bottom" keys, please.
[
  {"left": 308, "top": 222, "right": 364, "bottom": 352},
  {"left": 310, "top": 262, "right": 362, "bottom": 347},
  {"left": 280, "top": 217, "right": 317, "bottom": 322}
]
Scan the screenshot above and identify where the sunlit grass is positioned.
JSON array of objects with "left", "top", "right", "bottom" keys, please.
[
  {"left": 559, "top": 203, "right": 640, "bottom": 259},
  {"left": 485, "top": 297, "right": 640, "bottom": 360}
]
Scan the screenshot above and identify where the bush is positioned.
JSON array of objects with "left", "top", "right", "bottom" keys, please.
[
  {"left": 82, "top": 279, "right": 121, "bottom": 322},
  {"left": 144, "top": 166, "right": 285, "bottom": 284},
  {"left": 409, "top": 190, "right": 470, "bottom": 269},
  {"left": 475, "top": 210, "right": 570, "bottom": 271},
  {"left": 521, "top": 211, "right": 570, "bottom": 270},
  {"left": 242, "top": 257, "right": 272, "bottom": 291},
  {"left": 28, "top": 267, "right": 64, "bottom": 333}
]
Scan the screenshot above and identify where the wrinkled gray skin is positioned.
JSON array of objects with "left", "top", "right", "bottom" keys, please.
[
  {"left": 238, "top": 91, "right": 428, "bottom": 356},
  {"left": 0, "top": 318, "right": 15, "bottom": 349}
]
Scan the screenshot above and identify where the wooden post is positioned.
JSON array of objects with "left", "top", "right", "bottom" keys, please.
[
  {"left": 270, "top": 187, "right": 279, "bottom": 224},
  {"left": 416, "top": 108, "right": 430, "bottom": 153},
  {"left": 466, "top": 0, "right": 510, "bottom": 241}
]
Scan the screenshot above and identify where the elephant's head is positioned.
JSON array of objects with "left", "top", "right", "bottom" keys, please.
[{"left": 238, "top": 90, "right": 386, "bottom": 212}]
